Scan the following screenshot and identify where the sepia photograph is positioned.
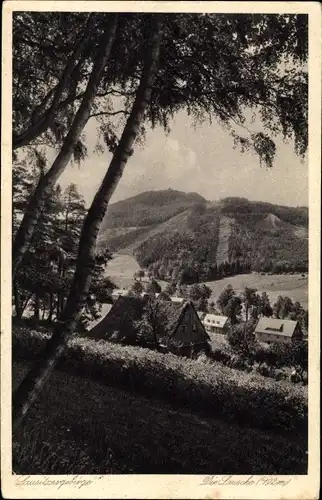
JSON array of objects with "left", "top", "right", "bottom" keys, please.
[{"left": 1, "top": 1, "right": 320, "bottom": 499}]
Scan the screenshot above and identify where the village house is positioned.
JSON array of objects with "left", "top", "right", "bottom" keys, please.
[
  {"left": 87, "top": 296, "right": 210, "bottom": 357},
  {"left": 133, "top": 273, "right": 151, "bottom": 284},
  {"left": 141, "top": 292, "right": 160, "bottom": 298},
  {"left": 202, "top": 313, "right": 229, "bottom": 335},
  {"left": 169, "top": 296, "right": 184, "bottom": 305},
  {"left": 112, "top": 288, "right": 129, "bottom": 299},
  {"left": 254, "top": 317, "right": 303, "bottom": 344}
]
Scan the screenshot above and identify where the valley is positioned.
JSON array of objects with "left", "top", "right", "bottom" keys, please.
[
  {"left": 105, "top": 252, "right": 308, "bottom": 309},
  {"left": 99, "top": 190, "right": 308, "bottom": 307}
]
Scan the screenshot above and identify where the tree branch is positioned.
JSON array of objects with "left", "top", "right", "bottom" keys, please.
[
  {"left": 90, "top": 109, "right": 130, "bottom": 119},
  {"left": 13, "top": 13, "right": 95, "bottom": 150},
  {"left": 54, "top": 88, "right": 134, "bottom": 115},
  {"left": 14, "top": 35, "right": 72, "bottom": 55}
]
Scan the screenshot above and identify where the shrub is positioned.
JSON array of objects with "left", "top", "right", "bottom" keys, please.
[
  {"left": 12, "top": 326, "right": 52, "bottom": 360},
  {"left": 229, "top": 355, "right": 247, "bottom": 370},
  {"left": 12, "top": 326, "right": 307, "bottom": 435},
  {"left": 253, "top": 344, "right": 275, "bottom": 366},
  {"left": 290, "top": 371, "right": 302, "bottom": 384},
  {"left": 227, "top": 322, "right": 257, "bottom": 358},
  {"left": 274, "top": 369, "right": 285, "bottom": 381},
  {"left": 256, "top": 362, "right": 270, "bottom": 377},
  {"left": 209, "top": 347, "right": 232, "bottom": 365}
]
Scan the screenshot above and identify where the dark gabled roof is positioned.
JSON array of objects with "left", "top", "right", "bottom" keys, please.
[
  {"left": 87, "top": 303, "right": 113, "bottom": 331},
  {"left": 88, "top": 296, "right": 147, "bottom": 343},
  {"left": 87, "top": 296, "right": 209, "bottom": 345}
]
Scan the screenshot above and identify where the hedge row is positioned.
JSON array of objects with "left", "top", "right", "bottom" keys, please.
[{"left": 12, "top": 327, "right": 307, "bottom": 435}]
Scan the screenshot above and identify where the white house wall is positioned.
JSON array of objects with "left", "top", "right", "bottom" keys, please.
[{"left": 256, "top": 332, "right": 292, "bottom": 344}]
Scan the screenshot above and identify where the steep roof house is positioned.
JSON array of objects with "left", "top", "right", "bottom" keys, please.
[
  {"left": 203, "top": 314, "right": 229, "bottom": 335},
  {"left": 87, "top": 296, "right": 146, "bottom": 344},
  {"left": 165, "top": 300, "right": 210, "bottom": 356},
  {"left": 254, "top": 318, "right": 303, "bottom": 344},
  {"left": 87, "top": 296, "right": 210, "bottom": 357}
]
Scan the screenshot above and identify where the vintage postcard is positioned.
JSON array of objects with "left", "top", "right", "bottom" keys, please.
[{"left": 1, "top": 1, "right": 321, "bottom": 499}]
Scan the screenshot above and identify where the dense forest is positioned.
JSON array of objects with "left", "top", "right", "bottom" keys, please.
[
  {"left": 134, "top": 204, "right": 223, "bottom": 284},
  {"left": 228, "top": 225, "right": 308, "bottom": 273},
  {"left": 220, "top": 197, "right": 308, "bottom": 226},
  {"left": 13, "top": 158, "right": 115, "bottom": 329},
  {"left": 129, "top": 194, "right": 308, "bottom": 284}
]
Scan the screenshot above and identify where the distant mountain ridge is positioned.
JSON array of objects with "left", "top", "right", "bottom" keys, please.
[
  {"left": 98, "top": 190, "right": 308, "bottom": 283},
  {"left": 100, "top": 189, "right": 207, "bottom": 229}
]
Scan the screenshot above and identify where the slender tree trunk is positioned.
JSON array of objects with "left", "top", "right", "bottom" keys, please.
[
  {"left": 48, "top": 292, "right": 54, "bottom": 322},
  {"left": 13, "top": 282, "right": 22, "bottom": 319},
  {"left": 57, "top": 254, "right": 65, "bottom": 319},
  {"left": 65, "top": 207, "right": 69, "bottom": 232},
  {"left": 12, "top": 15, "right": 163, "bottom": 433},
  {"left": 33, "top": 295, "right": 40, "bottom": 321},
  {"left": 59, "top": 295, "right": 66, "bottom": 315},
  {"left": 21, "top": 293, "right": 33, "bottom": 317},
  {"left": 13, "top": 14, "right": 95, "bottom": 150},
  {"left": 56, "top": 294, "right": 60, "bottom": 319},
  {"left": 12, "top": 15, "right": 119, "bottom": 279},
  {"left": 64, "top": 190, "right": 71, "bottom": 231}
]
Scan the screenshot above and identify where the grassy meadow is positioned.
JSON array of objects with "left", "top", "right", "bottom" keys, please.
[
  {"left": 203, "top": 272, "right": 308, "bottom": 309},
  {"left": 13, "top": 326, "right": 308, "bottom": 475},
  {"left": 104, "top": 253, "right": 141, "bottom": 289},
  {"left": 13, "top": 360, "right": 307, "bottom": 475},
  {"left": 105, "top": 252, "right": 308, "bottom": 308}
]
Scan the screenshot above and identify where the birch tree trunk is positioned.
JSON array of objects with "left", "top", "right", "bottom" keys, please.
[
  {"left": 12, "top": 15, "right": 118, "bottom": 278},
  {"left": 12, "top": 14, "right": 163, "bottom": 433}
]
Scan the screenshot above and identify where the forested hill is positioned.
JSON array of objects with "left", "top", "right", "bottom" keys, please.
[
  {"left": 100, "top": 189, "right": 207, "bottom": 229},
  {"left": 98, "top": 191, "right": 308, "bottom": 283}
]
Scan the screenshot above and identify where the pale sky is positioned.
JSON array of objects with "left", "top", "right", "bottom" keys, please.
[{"left": 56, "top": 110, "right": 308, "bottom": 208}]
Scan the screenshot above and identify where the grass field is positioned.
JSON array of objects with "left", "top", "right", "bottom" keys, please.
[
  {"left": 105, "top": 252, "right": 308, "bottom": 308},
  {"left": 203, "top": 272, "right": 308, "bottom": 309},
  {"left": 13, "top": 361, "right": 307, "bottom": 475},
  {"left": 105, "top": 253, "right": 141, "bottom": 288}
]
